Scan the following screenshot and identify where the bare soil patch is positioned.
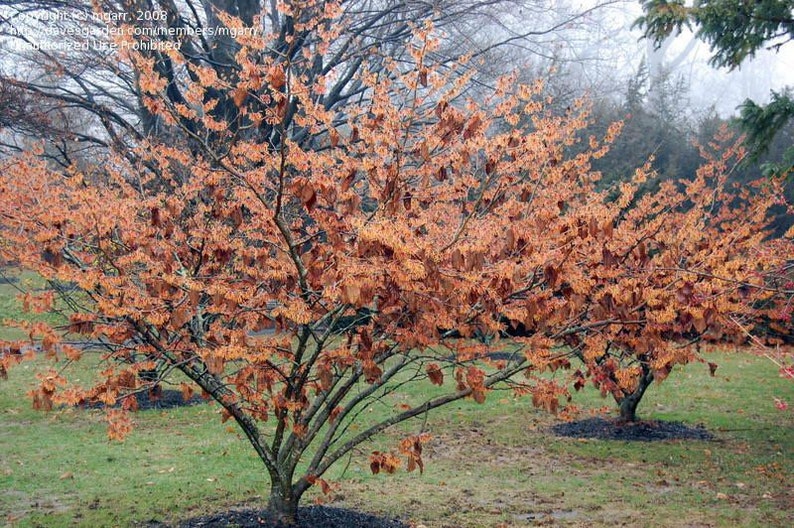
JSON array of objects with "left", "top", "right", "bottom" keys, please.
[{"left": 551, "top": 417, "right": 713, "bottom": 441}]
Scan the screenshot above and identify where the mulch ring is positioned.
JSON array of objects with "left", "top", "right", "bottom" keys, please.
[
  {"left": 551, "top": 417, "right": 713, "bottom": 442},
  {"left": 145, "top": 506, "right": 408, "bottom": 528},
  {"left": 79, "top": 388, "right": 207, "bottom": 411}
]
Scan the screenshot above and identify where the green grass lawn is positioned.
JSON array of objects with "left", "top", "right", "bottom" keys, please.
[{"left": 1, "top": 350, "right": 791, "bottom": 527}]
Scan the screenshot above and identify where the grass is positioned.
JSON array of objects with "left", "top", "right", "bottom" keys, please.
[
  {"left": 1, "top": 357, "right": 268, "bottom": 527},
  {"left": 1, "top": 350, "right": 791, "bottom": 527}
]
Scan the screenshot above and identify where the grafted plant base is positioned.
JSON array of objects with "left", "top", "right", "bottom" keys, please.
[
  {"left": 551, "top": 417, "right": 713, "bottom": 442},
  {"left": 146, "top": 505, "right": 408, "bottom": 528}
]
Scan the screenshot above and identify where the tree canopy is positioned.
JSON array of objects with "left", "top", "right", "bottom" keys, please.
[{"left": 637, "top": 0, "right": 794, "bottom": 69}]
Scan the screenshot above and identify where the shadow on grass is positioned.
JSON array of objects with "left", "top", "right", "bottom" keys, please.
[{"left": 79, "top": 389, "right": 207, "bottom": 411}]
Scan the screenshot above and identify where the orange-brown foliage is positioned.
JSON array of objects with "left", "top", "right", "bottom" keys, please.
[{"left": 0, "top": 2, "right": 788, "bottom": 467}]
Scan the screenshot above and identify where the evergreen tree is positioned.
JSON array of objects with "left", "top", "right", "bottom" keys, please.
[{"left": 636, "top": 0, "right": 794, "bottom": 174}]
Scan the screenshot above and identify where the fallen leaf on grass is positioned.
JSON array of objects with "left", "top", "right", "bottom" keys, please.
[{"left": 59, "top": 471, "right": 74, "bottom": 480}]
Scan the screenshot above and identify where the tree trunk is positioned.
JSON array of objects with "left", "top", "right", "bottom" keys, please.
[
  {"left": 619, "top": 369, "right": 654, "bottom": 422},
  {"left": 268, "top": 481, "right": 299, "bottom": 527}
]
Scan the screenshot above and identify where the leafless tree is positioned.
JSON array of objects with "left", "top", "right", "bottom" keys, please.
[{"left": 0, "top": 0, "right": 620, "bottom": 164}]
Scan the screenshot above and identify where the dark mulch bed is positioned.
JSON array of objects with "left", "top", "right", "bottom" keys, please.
[
  {"left": 551, "top": 417, "right": 713, "bottom": 442},
  {"left": 144, "top": 506, "right": 408, "bottom": 528},
  {"left": 80, "top": 389, "right": 206, "bottom": 411}
]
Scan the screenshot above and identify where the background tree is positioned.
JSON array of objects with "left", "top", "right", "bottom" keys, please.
[
  {"left": 589, "top": 61, "right": 702, "bottom": 192},
  {"left": 0, "top": 0, "right": 616, "bottom": 165},
  {"left": 739, "top": 88, "right": 794, "bottom": 172},
  {"left": 636, "top": 0, "right": 794, "bottom": 173}
]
